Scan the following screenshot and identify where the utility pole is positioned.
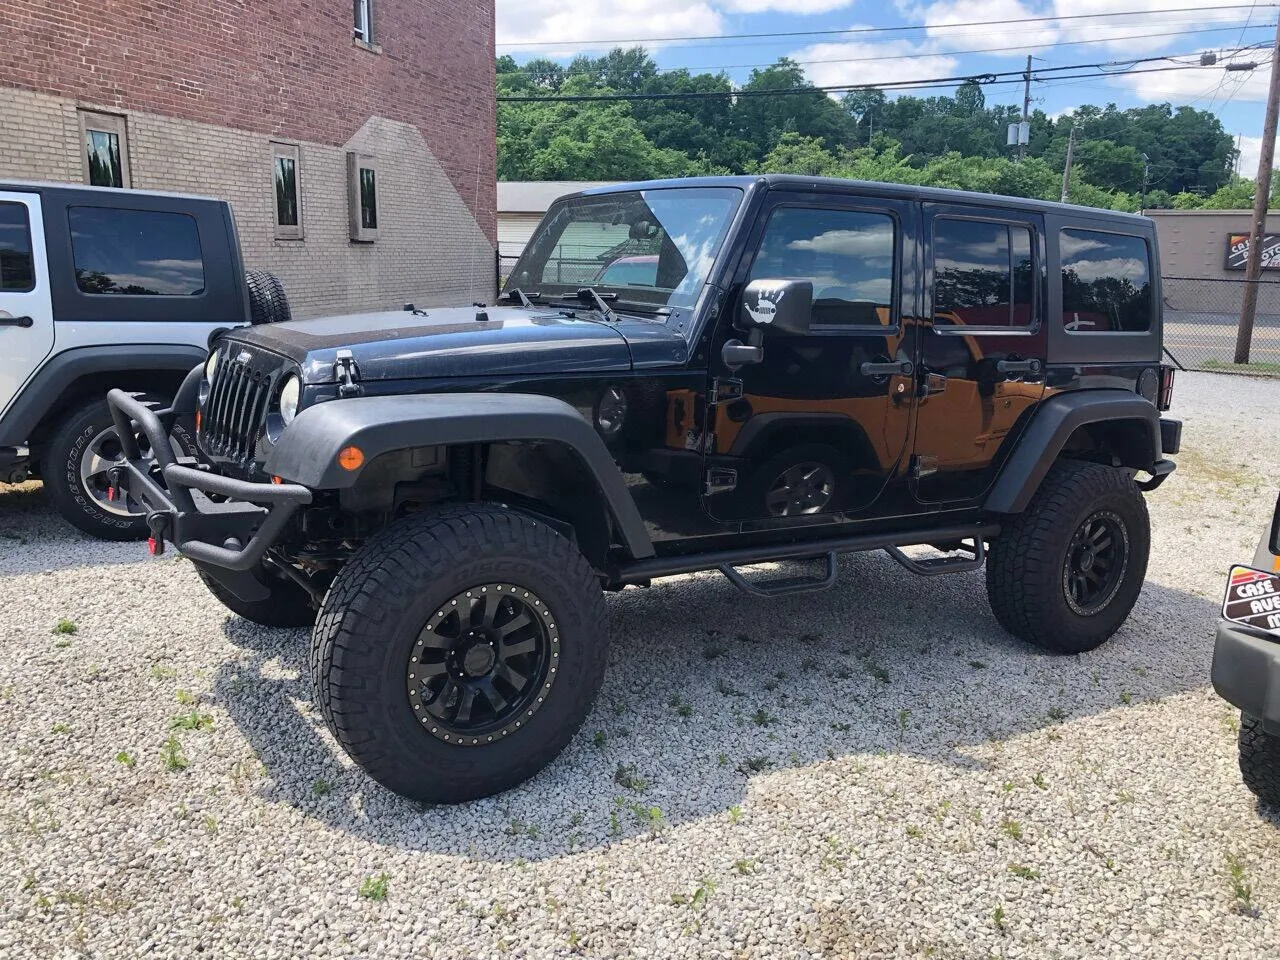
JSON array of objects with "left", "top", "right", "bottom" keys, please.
[
  {"left": 1060, "top": 126, "right": 1076, "bottom": 203},
  {"left": 1020, "top": 55, "right": 1032, "bottom": 162},
  {"left": 1235, "top": 17, "right": 1280, "bottom": 364},
  {"left": 1140, "top": 152, "right": 1150, "bottom": 211}
]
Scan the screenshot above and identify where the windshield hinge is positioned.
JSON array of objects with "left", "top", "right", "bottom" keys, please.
[
  {"left": 709, "top": 377, "right": 743, "bottom": 405},
  {"left": 334, "top": 349, "right": 363, "bottom": 399}
]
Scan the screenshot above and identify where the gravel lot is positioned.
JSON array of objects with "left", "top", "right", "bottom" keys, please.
[{"left": 2, "top": 370, "right": 1279, "bottom": 960}]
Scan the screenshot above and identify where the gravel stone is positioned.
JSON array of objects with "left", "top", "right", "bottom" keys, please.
[{"left": 1, "top": 371, "right": 1279, "bottom": 959}]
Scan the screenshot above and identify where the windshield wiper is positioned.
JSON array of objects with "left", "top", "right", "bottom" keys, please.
[
  {"left": 501, "top": 288, "right": 541, "bottom": 308},
  {"left": 574, "top": 287, "right": 619, "bottom": 323}
]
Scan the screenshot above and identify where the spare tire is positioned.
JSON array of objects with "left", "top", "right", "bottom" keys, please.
[{"left": 246, "top": 269, "right": 292, "bottom": 325}]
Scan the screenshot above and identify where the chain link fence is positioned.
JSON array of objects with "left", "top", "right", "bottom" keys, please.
[{"left": 1163, "top": 276, "right": 1280, "bottom": 374}]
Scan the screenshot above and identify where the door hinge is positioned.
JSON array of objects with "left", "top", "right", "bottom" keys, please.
[
  {"left": 709, "top": 377, "right": 743, "bottom": 405},
  {"left": 704, "top": 467, "right": 738, "bottom": 496},
  {"left": 912, "top": 455, "right": 939, "bottom": 479},
  {"left": 334, "top": 349, "right": 363, "bottom": 398}
]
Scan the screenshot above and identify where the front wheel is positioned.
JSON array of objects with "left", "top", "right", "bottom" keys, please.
[
  {"left": 42, "top": 395, "right": 195, "bottom": 541},
  {"left": 310, "top": 504, "right": 609, "bottom": 803},
  {"left": 986, "top": 460, "right": 1150, "bottom": 654},
  {"left": 1239, "top": 713, "right": 1280, "bottom": 807}
]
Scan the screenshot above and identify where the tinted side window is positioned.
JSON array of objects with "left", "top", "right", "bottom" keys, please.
[
  {"left": 0, "top": 203, "right": 35, "bottom": 292},
  {"left": 69, "top": 207, "right": 205, "bottom": 296},
  {"left": 1061, "top": 229, "right": 1152, "bottom": 333},
  {"left": 750, "top": 207, "right": 895, "bottom": 327},
  {"left": 933, "top": 218, "right": 1035, "bottom": 328}
]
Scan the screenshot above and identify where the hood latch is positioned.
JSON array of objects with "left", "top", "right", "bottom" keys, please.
[{"left": 334, "top": 349, "right": 363, "bottom": 399}]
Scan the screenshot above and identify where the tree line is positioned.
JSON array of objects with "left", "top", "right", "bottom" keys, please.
[{"left": 497, "top": 48, "right": 1265, "bottom": 211}]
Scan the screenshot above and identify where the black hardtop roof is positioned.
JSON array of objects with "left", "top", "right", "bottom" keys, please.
[
  {"left": 573, "top": 175, "right": 1151, "bottom": 226},
  {"left": 0, "top": 179, "right": 224, "bottom": 205}
]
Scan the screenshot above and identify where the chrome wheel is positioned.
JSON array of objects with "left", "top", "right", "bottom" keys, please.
[
  {"left": 765, "top": 461, "right": 835, "bottom": 517},
  {"left": 78, "top": 425, "right": 181, "bottom": 518},
  {"left": 407, "top": 584, "right": 559, "bottom": 745}
]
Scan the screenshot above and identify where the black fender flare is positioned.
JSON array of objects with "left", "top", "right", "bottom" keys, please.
[
  {"left": 265, "top": 392, "right": 656, "bottom": 560},
  {"left": 0, "top": 344, "right": 209, "bottom": 446},
  {"left": 984, "top": 390, "right": 1163, "bottom": 514}
]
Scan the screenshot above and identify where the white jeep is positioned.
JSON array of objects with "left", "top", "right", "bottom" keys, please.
[{"left": 0, "top": 180, "right": 287, "bottom": 538}]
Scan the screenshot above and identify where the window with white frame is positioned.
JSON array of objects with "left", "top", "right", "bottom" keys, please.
[{"left": 353, "top": 0, "right": 373, "bottom": 43}]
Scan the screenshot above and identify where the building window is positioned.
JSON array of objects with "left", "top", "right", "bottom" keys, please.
[
  {"left": 353, "top": 0, "right": 373, "bottom": 43},
  {"left": 346, "top": 153, "right": 380, "bottom": 242},
  {"left": 78, "top": 111, "right": 131, "bottom": 188},
  {"left": 1061, "top": 229, "right": 1152, "bottom": 333},
  {"left": 933, "top": 218, "right": 1036, "bottom": 330},
  {"left": 69, "top": 207, "right": 205, "bottom": 296},
  {"left": 0, "top": 203, "right": 36, "bottom": 292},
  {"left": 272, "top": 143, "right": 303, "bottom": 240}
]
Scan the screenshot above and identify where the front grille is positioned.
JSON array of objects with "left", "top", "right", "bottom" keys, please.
[{"left": 199, "top": 347, "right": 280, "bottom": 468}]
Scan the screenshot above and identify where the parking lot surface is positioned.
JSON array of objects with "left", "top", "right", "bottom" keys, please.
[{"left": 2, "top": 370, "right": 1279, "bottom": 960}]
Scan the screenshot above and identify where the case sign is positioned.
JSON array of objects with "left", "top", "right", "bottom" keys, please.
[
  {"left": 1225, "top": 233, "right": 1280, "bottom": 271},
  {"left": 1222, "top": 566, "right": 1280, "bottom": 633}
]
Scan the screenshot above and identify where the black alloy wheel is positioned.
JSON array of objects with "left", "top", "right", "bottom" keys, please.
[
  {"left": 408, "top": 584, "right": 558, "bottom": 745},
  {"left": 1062, "top": 511, "right": 1129, "bottom": 615}
]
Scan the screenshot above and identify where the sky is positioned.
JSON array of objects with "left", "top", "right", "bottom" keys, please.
[{"left": 495, "top": 0, "right": 1277, "bottom": 177}]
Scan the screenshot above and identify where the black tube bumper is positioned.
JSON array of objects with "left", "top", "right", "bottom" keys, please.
[
  {"left": 1212, "top": 620, "right": 1280, "bottom": 736},
  {"left": 105, "top": 388, "right": 312, "bottom": 572}
]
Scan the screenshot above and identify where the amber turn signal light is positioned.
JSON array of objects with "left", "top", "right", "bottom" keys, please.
[{"left": 338, "top": 446, "right": 365, "bottom": 471}]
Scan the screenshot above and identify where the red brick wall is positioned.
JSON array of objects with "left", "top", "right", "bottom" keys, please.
[{"left": 1, "top": 0, "right": 496, "bottom": 241}]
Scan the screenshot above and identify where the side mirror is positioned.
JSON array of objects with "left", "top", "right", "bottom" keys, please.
[{"left": 740, "top": 278, "right": 813, "bottom": 336}]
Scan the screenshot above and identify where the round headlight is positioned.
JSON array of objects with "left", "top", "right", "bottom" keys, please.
[
  {"left": 594, "top": 386, "right": 627, "bottom": 438},
  {"left": 279, "top": 375, "right": 301, "bottom": 425},
  {"left": 204, "top": 349, "right": 220, "bottom": 383}
]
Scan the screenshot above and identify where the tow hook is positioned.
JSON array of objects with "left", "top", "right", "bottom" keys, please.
[
  {"left": 146, "top": 511, "right": 171, "bottom": 556},
  {"left": 106, "top": 467, "right": 123, "bottom": 503}
]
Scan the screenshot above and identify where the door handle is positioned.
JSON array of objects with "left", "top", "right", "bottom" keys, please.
[
  {"left": 861, "top": 359, "right": 914, "bottom": 377},
  {"left": 0, "top": 315, "right": 34, "bottom": 328},
  {"left": 995, "top": 358, "right": 1042, "bottom": 375}
]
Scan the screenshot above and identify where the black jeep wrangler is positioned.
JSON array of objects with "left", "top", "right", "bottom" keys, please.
[{"left": 108, "top": 176, "right": 1181, "bottom": 803}]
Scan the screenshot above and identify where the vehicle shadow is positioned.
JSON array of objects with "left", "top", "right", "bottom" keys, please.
[
  {"left": 0, "top": 487, "right": 148, "bottom": 575},
  {"left": 213, "top": 550, "right": 1227, "bottom": 862}
]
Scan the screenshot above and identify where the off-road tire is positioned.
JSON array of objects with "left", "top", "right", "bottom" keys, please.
[
  {"left": 245, "top": 269, "right": 292, "bottom": 326},
  {"left": 310, "top": 504, "right": 609, "bottom": 803},
  {"left": 42, "top": 395, "right": 195, "bottom": 541},
  {"left": 1239, "top": 713, "right": 1280, "bottom": 807},
  {"left": 986, "top": 459, "right": 1149, "bottom": 653},
  {"left": 196, "top": 563, "right": 317, "bottom": 629}
]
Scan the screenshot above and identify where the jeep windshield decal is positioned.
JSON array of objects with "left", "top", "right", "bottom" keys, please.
[{"left": 505, "top": 186, "right": 743, "bottom": 312}]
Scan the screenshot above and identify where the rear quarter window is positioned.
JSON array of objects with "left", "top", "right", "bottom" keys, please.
[
  {"left": 69, "top": 207, "right": 205, "bottom": 296},
  {"left": 1060, "top": 228, "right": 1152, "bottom": 333}
]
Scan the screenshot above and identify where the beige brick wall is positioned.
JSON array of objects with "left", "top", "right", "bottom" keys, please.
[{"left": 1, "top": 87, "right": 495, "bottom": 319}]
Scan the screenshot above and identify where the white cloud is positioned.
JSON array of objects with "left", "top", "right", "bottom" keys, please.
[
  {"left": 918, "top": 0, "right": 1058, "bottom": 53},
  {"left": 788, "top": 34, "right": 960, "bottom": 90},
  {"left": 722, "top": 0, "right": 856, "bottom": 12},
  {"left": 1049, "top": 0, "right": 1251, "bottom": 53},
  {"left": 495, "top": 0, "right": 724, "bottom": 52},
  {"left": 1113, "top": 49, "right": 1272, "bottom": 105},
  {"left": 1236, "top": 135, "right": 1265, "bottom": 179}
]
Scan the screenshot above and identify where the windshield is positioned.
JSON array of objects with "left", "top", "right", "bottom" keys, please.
[{"left": 506, "top": 187, "right": 743, "bottom": 310}]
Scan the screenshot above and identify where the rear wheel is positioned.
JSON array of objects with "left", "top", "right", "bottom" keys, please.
[
  {"left": 740, "top": 443, "right": 849, "bottom": 518},
  {"left": 986, "top": 460, "right": 1149, "bottom": 653},
  {"left": 1239, "top": 713, "right": 1280, "bottom": 807},
  {"left": 42, "top": 395, "right": 195, "bottom": 541},
  {"left": 311, "top": 504, "right": 609, "bottom": 803}
]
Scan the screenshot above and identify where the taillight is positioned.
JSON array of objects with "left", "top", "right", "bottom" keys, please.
[{"left": 1158, "top": 365, "right": 1175, "bottom": 411}]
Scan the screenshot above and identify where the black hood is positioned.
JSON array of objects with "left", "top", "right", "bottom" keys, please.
[{"left": 228, "top": 305, "right": 640, "bottom": 383}]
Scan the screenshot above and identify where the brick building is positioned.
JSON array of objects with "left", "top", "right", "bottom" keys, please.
[{"left": 1, "top": 0, "right": 497, "bottom": 318}]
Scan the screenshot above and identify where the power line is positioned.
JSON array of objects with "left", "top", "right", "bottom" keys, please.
[
  {"left": 495, "top": 5, "right": 1276, "bottom": 48},
  {"left": 501, "top": 23, "right": 1274, "bottom": 77},
  {"left": 497, "top": 53, "right": 1268, "bottom": 103}
]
